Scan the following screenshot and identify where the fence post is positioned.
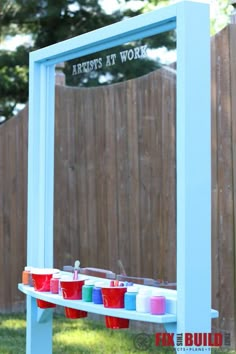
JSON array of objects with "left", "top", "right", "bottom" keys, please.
[{"left": 55, "top": 62, "right": 65, "bottom": 85}]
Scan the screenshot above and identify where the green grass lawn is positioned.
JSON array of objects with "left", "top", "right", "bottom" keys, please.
[
  {"left": 0, "top": 313, "right": 171, "bottom": 354},
  {"left": 0, "top": 313, "right": 235, "bottom": 354}
]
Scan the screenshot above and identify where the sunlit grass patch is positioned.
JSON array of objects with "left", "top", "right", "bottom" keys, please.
[
  {"left": 0, "top": 313, "right": 164, "bottom": 353},
  {"left": 53, "top": 315, "right": 153, "bottom": 353},
  {"left": 0, "top": 314, "right": 26, "bottom": 354},
  {"left": 1, "top": 313, "right": 234, "bottom": 354}
]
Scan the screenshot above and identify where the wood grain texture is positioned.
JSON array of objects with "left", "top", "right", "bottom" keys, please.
[{"left": 211, "top": 26, "right": 236, "bottom": 345}]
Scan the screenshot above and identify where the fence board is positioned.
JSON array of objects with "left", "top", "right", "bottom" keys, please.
[
  {"left": 229, "top": 24, "right": 236, "bottom": 348},
  {"left": 66, "top": 87, "right": 78, "bottom": 261},
  {"left": 75, "top": 88, "right": 89, "bottom": 265},
  {"left": 85, "top": 90, "right": 98, "bottom": 267},
  {"left": 0, "top": 127, "right": 5, "bottom": 309},
  {"left": 211, "top": 31, "right": 220, "bottom": 332},
  {"left": 104, "top": 87, "right": 119, "bottom": 272},
  {"left": 54, "top": 86, "right": 71, "bottom": 266},
  {"left": 212, "top": 26, "right": 235, "bottom": 343},
  {"left": 115, "top": 85, "right": 130, "bottom": 274},
  {"left": 127, "top": 80, "right": 141, "bottom": 276}
]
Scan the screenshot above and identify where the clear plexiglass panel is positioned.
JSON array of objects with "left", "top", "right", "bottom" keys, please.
[{"left": 53, "top": 30, "right": 177, "bottom": 287}]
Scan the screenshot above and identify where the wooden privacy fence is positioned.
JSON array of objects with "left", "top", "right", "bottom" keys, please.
[
  {"left": 54, "top": 66, "right": 176, "bottom": 281},
  {"left": 0, "top": 107, "right": 28, "bottom": 313},
  {"left": 0, "top": 24, "right": 235, "bottom": 346}
]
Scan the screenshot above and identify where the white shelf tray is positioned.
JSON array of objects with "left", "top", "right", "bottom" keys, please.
[{"left": 18, "top": 282, "right": 218, "bottom": 324}]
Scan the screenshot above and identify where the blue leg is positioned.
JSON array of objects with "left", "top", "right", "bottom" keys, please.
[{"left": 26, "top": 296, "right": 53, "bottom": 354}]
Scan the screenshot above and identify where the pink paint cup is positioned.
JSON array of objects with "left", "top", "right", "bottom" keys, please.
[
  {"left": 31, "top": 268, "right": 59, "bottom": 309},
  {"left": 60, "top": 279, "right": 88, "bottom": 319},
  {"left": 150, "top": 295, "right": 166, "bottom": 315},
  {"left": 101, "top": 286, "right": 129, "bottom": 329}
]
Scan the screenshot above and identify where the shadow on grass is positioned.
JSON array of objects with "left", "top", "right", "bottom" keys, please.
[{"left": 0, "top": 313, "right": 175, "bottom": 354}]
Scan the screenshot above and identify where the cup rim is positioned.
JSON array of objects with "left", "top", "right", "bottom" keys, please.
[
  {"left": 60, "top": 278, "right": 86, "bottom": 283},
  {"left": 101, "top": 286, "right": 127, "bottom": 289},
  {"left": 31, "top": 268, "right": 60, "bottom": 275}
]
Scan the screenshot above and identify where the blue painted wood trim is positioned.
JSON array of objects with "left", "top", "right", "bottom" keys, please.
[
  {"left": 30, "top": 5, "right": 177, "bottom": 64},
  {"left": 37, "top": 308, "right": 54, "bottom": 324},
  {"left": 27, "top": 63, "right": 55, "bottom": 268},
  {"left": 27, "top": 62, "right": 55, "bottom": 354},
  {"left": 26, "top": 296, "right": 53, "bottom": 354},
  {"left": 176, "top": 0, "right": 211, "bottom": 337}
]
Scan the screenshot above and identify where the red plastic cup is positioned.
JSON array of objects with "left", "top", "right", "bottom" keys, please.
[
  {"left": 37, "top": 299, "right": 56, "bottom": 309},
  {"left": 60, "top": 279, "right": 88, "bottom": 319},
  {"left": 105, "top": 316, "right": 129, "bottom": 329},
  {"left": 64, "top": 307, "right": 87, "bottom": 319},
  {"left": 101, "top": 286, "right": 129, "bottom": 329},
  {"left": 31, "top": 268, "right": 59, "bottom": 309},
  {"left": 102, "top": 286, "right": 127, "bottom": 308},
  {"left": 60, "top": 279, "right": 85, "bottom": 300}
]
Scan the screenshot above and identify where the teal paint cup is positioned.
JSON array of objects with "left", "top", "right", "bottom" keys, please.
[{"left": 82, "top": 280, "right": 94, "bottom": 302}]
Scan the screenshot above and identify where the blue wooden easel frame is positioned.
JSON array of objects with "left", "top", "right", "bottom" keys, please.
[{"left": 25, "top": 1, "right": 215, "bottom": 353}]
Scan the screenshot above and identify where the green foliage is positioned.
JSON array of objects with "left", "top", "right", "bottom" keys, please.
[
  {"left": 0, "top": 0, "right": 122, "bottom": 120},
  {"left": 0, "top": 0, "right": 174, "bottom": 121},
  {"left": 0, "top": 45, "right": 29, "bottom": 118},
  {"left": 8, "top": 0, "right": 121, "bottom": 48},
  {"left": 210, "top": 0, "right": 233, "bottom": 35}
]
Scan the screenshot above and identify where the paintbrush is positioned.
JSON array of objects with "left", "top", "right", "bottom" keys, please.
[{"left": 73, "top": 260, "right": 80, "bottom": 280}]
